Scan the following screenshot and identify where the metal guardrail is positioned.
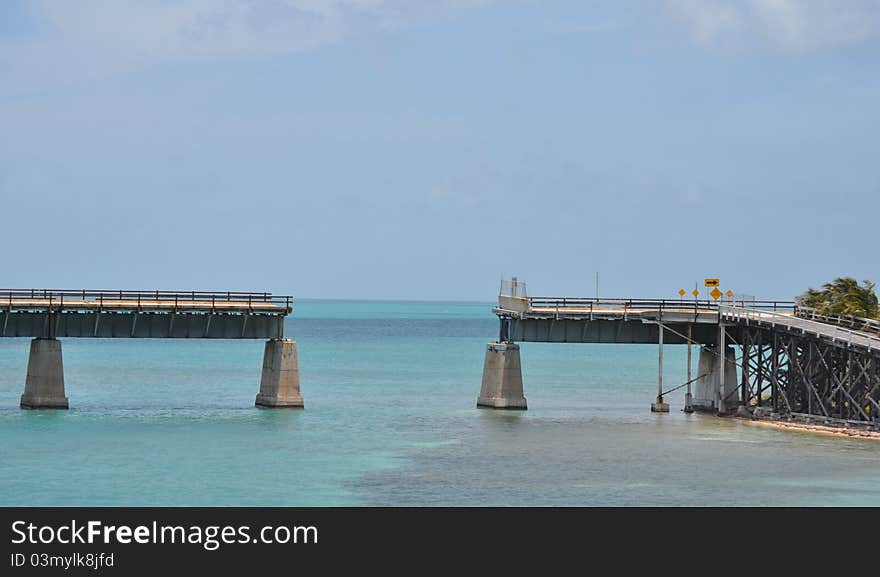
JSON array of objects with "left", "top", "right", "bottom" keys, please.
[
  {"left": 794, "top": 306, "right": 880, "bottom": 338},
  {"left": 0, "top": 289, "right": 293, "bottom": 313},
  {"left": 524, "top": 297, "right": 795, "bottom": 313}
]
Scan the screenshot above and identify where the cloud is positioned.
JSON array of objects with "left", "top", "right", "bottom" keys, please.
[
  {"left": 0, "top": 0, "right": 498, "bottom": 94},
  {"left": 667, "top": 0, "right": 880, "bottom": 51},
  {"left": 36, "top": 1, "right": 344, "bottom": 60},
  {"left": 0, "top": 1, "right": 494, "bottom": 76},
  {"left": 541, "top": 18, "right": 627, "bottom": 36}
]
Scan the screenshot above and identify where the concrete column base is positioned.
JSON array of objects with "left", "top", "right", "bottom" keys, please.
[
  {"left": 683, "top": 392, "right": 694, "bottom": 413},
  {"left": 651, "top": 396, "right": 670, "bottom": 413},
  {"left": 736, "top": 405, "right": 752, "bottom": 418},
  {"left": 477, "top": 342, "right": 527, "bottom": 410},
  {"left": 255, "top": 338, "right": 303, "bottom": 408},
  {"left": 20, "top": 338, "right": 69, "bottom": 410}
]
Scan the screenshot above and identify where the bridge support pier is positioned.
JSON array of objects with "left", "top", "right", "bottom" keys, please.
[
  {"left": 693, "top": 345, "right": 738, "bottom": 412},
  {"left": 684, "top": 324, "right": 694, "bottom": 413},
  {"left": 477, "top": 342, "right": 527, "bottom": 410},
  {"left": 651, "top": 322, "right": 669, "bottom": 412},
  {"left": 20, "top": 338, "right": 69, "bottom": 409},
  {"left": 255, "top": 338, "right": 303, "bottom": 408}
]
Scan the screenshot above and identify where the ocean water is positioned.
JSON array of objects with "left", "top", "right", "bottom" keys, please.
[{"left": 1, "top": 299, "right": 879, "bottom": 506}]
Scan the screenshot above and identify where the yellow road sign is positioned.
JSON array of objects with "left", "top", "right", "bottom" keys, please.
[
  {"left": 726, "top": 290, "right": 734, "bottom": 298},
  {"left": 692, "top": 289, "right": 699, "bottom": 297},
  {"left": 710, "top": 287, "right": 722, "bottom": 300},
  {"left": 678, "top": 289, "right": 686, "bottom": 297},
  {"left": 704, "top": 278, "right": 720, "bottom": 287}
]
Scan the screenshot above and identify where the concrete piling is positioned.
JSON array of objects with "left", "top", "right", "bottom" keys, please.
[
  {"left": 684, "top": 392, "right": 694, "bottom": 413},
  {"left": 477, "top": 342, "right": 527, "bottom": 410},
  {"left": 693, "top": 345, "right": 738, "bottom": 412},
  {"left": 20, "top": 338, "right": 69, "bottom": 409},
  {"left": 255, "top": 338, "right": 303, "bottom": 408},
  {"left": 651, "top": 323, "right": 669, "bottom": 412},
  {"left": 684, "top": 324, "right": 694, "bottom": 413}
]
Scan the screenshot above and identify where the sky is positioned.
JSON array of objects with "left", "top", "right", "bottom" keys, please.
[{"left": 1, "top": 0, "right": 878, "bottom": 301}]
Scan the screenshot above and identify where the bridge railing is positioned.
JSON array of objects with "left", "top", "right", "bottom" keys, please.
[
  {"left": 524, "top": 297, "right": 795, "bottom": 313},
  {"left": 0, "top": 289, "right": 293, "bottom": 313},
  {"left": 794, "top": 306, "right": 880, "bottom": 338}
]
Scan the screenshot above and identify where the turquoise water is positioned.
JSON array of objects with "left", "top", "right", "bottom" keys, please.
[{"left": 1, "top": 300, "right": 879, "bottom": 506}]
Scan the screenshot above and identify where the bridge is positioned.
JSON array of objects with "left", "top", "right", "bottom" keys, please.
[
  {"left": 2, "top": 289, "right": 302, "bottom": 409},
  {"left": 478, "top": 279, "right": 880, "bottom": 430}
]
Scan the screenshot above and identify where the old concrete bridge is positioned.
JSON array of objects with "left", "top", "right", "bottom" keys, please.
[
  {"left": 2, "top": 289, "right": 302, "bottom": 409},
  {"left": 479, "top": 279, "right": 880, "bottom": 429}
]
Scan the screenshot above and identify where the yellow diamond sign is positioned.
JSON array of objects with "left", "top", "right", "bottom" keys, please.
[
  {"left": 710, "top": 287, "right": 722, "bottom": 300},
  {"left": 726, "top": 290, "right": 734, "bottom": 298},
  {"left": 678, "top": 289, "right": 686, "bottom": 296},
  {"left": 692, "top": 289, "right": 699, "bottom": 297}
]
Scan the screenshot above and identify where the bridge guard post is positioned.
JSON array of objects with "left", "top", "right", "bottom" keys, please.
[
  {"left": 20, "top": 338, "right": 69, "bottom": 409},
  {"left": 255, "top": 338, "right": 303, "bottom": 408},
  {"left": 477, "top": 342, "right": 527, "bottom": 410}
]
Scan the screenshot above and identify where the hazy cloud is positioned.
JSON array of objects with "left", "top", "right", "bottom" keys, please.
[
  {"left": 0, "top": 0, "right": 495, "bottom": 79},
  {"left": 540, "top": 18, "right": 627, "bottom": 36},
  {"left": 667, "top": 0, "right": 880, "bottom": 51}
]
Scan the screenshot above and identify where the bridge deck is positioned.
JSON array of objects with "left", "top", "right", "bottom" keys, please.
[
  {"left": 723, "top": 306, "right": 880, "bottom": 354},
  {"left": 493, "top": 295, "right": 880, "bottom": 353},
  {"left": 0, "top": 290, "right": 292, "bottom": 339}
]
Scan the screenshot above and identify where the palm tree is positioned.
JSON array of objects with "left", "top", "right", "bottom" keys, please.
[{"left": 798, "top": 277, "right": 878, "bottom": 319}]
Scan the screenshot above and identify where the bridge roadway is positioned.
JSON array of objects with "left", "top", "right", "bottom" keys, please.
[
  {"left": 2, "top": 289, "right": 302, "bottom": 410},
  {"left": 480, "top": 292, "right": 880, "bottom": 427},
  {"left": 495, "top": 295, "right": 880, "bottom": 354},
  {"left": 1, "top": 290, "right": 291, "bottom": 339},
  {"left": 720, "top": 306, "right": 880, "bottom": 354},
  {"left": 493, "top": 295, "right": 786, "bottom": 345}
]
